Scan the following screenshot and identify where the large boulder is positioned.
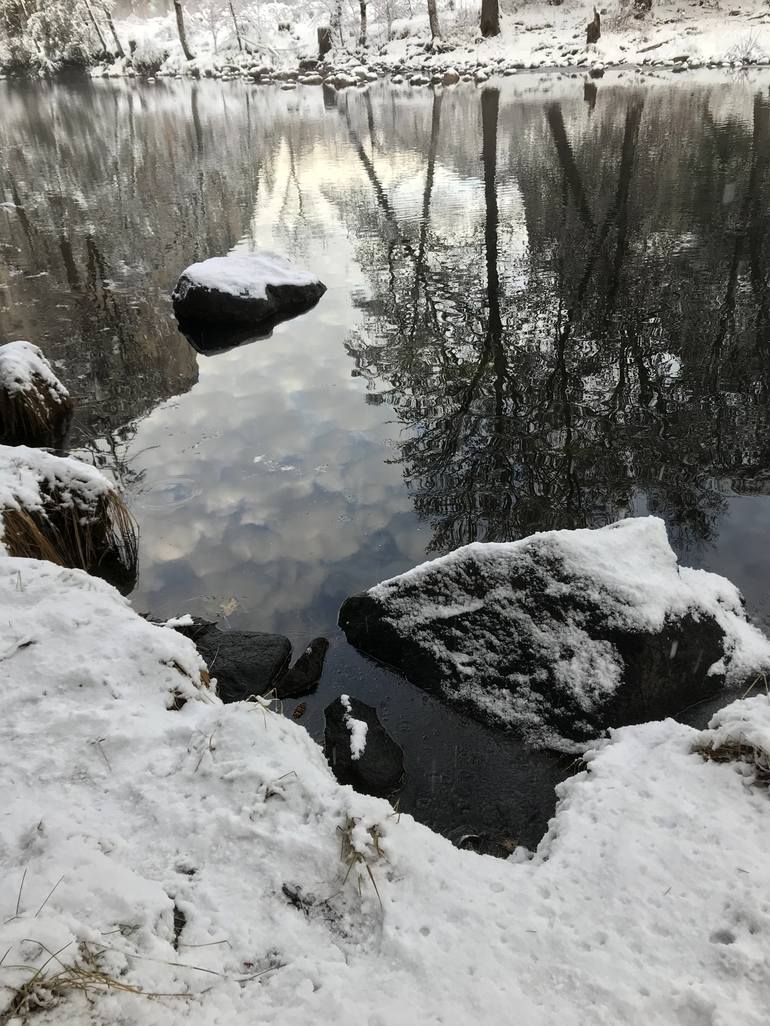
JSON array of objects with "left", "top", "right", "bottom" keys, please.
[
  {"left": 339, "top": 518, "right": 770, "bottom": 750},
  {"left": 172, "top": 252, "right": 326, "bottom": 329},
  {"left": 324, "top": 695, "right": 404, "bottom": 797},
  {"left": 172, "top": 618, "right": 291, "bottom": 703}
]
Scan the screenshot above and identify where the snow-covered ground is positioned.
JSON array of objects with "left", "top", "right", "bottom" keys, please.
[
  {"left": 2, "top": 548, "right": 770, "bottom": 1024},
  {"left": 107, "top": 0, "right": 770, "bottom": 80}
]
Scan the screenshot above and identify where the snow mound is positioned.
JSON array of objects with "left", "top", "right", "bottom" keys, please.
[
  {"left": 340, "top": 517, "right": 770, "bottom": 749},
  {"left": 0, "top": 445, "right": 114, "bottom": 532},
  {"left": 0, "top": 341, "right": 69, "bottom": 401},
  {"left": 2, "top": 554, "right": 770, "bottom": 1024},
  {"left": 177, "top": 253, "right": 322, "bottom": 301},
  {"left": 0, "top": 341, "right": 73, "bottom": 446}
]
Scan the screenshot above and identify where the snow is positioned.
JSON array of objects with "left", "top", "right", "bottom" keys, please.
[
  {"left": 1, "top": 553, "right": 770, "bottom": 1024},
  {"left": 0, "top": 445, "right": 113, "bottom": 541},
  {"left": 364, "top": 517, "right": 770, "bottom": 745},
  {"left": 340, "top": 694, "right": 369, "bottom": 760},
  {"left": 175, "top": 252, "right": 323, "bottom": 301},
  {"left": 104, "top": 1, "right": 770, "bottom": 81},
  {"left": 0, "top": 340, "right": 69, "bottom": 401}
]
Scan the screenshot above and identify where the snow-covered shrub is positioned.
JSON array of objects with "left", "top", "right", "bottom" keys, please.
[
  {"left": 0, "top": 445, "right": 138, "bottom": 591},
  {"left": 0, "top": 0, "right": 100, "bottom": 73},
  {"left": 132, "top": 42, "right": 168, "bottom": 76},
  {"left": 725, "top": 31, "right": 768, "bottom": 65},
  {"left": 0, "top": 341, "right": 73, "bottom": 447},
  {"left": 693, "top": 692, "right": 770, "bottom": 786}
]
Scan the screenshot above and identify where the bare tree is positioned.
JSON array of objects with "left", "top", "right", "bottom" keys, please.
[
  {"left": 83, "top": 0, "right": 108, "bottom": 51},
  {"left": 100, "top": 1, "right": 124, "bottom": 56},
  {"left": 427, "top": 0, "right": 441, "bottom": 39},
  {"left": 359, "top": 0, "right": 367, "bottom": 48},
  {"left": 228, "top": 0, "right": 243, "bottom": 51},
  {"left": 173, "top": 0, "right": 194, "bottom": 60},
  {"left": 480, "top": 0, "right": 500, "bottom": 37}
]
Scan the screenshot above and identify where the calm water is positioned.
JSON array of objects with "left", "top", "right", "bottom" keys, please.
[{"left": 2, "top": 70, "right": 770, "bottom": 847}]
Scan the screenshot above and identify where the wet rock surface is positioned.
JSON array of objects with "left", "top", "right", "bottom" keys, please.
[
  {"left": 172, "top": 618, "right": 291, "bottom": 703},
  {"left": 276, "top": 637, "right": 330, "bottom": 699},
  {"left": 324, "top": 695, "right": 404, "bottom": 797}
]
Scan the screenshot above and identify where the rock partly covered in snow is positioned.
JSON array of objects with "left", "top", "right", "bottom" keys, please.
[
  {"left": 172, "top": 252, "right": 327, "bottom": 328},
  {"left": 339, "top": 517, "right": 770, "bottom": 750},
  {"left": 275, "top": 637, "right": 329, "bottom": 699},
  {"left": 324, "top": 694, "right": 405, "bottom": 797},
  {"left": 2, "top": 553, "right": 770, "bottom": 1024},
  {"left": 172, "top": 617, "right": 291, "bottom": 703},
  {"left": 0, "top": 341, "right": 73, "bottom": 446}
]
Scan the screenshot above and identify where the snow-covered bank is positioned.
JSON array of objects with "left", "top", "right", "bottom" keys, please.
[
  {"left": 2, "top": 553, "right": 770, "bottom": 1025},
  {"left": 87, "top": 1, "right": 770, "bottom": 85}
]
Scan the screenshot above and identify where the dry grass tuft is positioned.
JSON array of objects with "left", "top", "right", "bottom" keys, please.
[
  {"left": 692, "top": 736, "right": 770, "bottom": 786},
  {"left": 0, "top": 372, "right": 74, "bottom": 448},
  {"left": 337, "top": 816, "right": 386, "bottom": 907},
  {"left": 1, "top": 939, "right": 203, "bottom": 1023},
  {"left": 2, "top": 487, "right": 138, "bottom": 592}
]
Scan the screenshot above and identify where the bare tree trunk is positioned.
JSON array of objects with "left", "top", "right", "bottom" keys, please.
[
  {"left": 173, "top": 0, "right": 195, "bottom": 61},
  {"left": 480, "top": 0, "right": 500, "bottom": 38},
  {"left": 100, "top": 3, "right": 125, "bottom": 57},
  {"left": 228, "top": 0, "right": 243, "bottom": 51},
  {"left": 427, "top": 0, "right": 441, "bottom": 39},
  {"left": 358, "top": 0, "right": 367, "bottom": 48},
  {"left": 83, "top": 0, "right": 108, "bottom": 52}
]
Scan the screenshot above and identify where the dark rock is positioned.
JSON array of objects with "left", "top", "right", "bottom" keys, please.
[
  {"left": 172, "top": 253, "right": 326, "bottom": 330},
  {"left": 275, "top": 637, "right": 329, "bottom": 698},
  {"left": 338, "top": 518, "right": 758, "bottom": 750},
  {"left": 324, "top": 696, "right": 404, "bottom": 797},
  {"left": 586, "top": 7, "right": 601, "bottom": 44},
  {"left": 458, "top": 834, "right": 518, "bottom": 859},
  {"left": 172, "top": 617, "right": 291, "bottom": 703},
  {"left": 589, "top": 65, "right": 605, "bottom": 78}
]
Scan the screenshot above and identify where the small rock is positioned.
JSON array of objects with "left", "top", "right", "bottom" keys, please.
[
  {"left": 458, "top": 834, "right": 518, "bottom": 859},
  {"left": 275, "top": 638, "right": 329, "bottom": 699},
  {"left": 324, "top": 696, "right": 404, "bottom": 797}
]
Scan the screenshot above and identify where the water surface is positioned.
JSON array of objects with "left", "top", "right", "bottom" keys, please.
[{"left": 2, "top": 70, "right": 769, "bottom": 846}]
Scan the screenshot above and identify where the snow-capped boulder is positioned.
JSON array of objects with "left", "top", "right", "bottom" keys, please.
[
  {"left": 172, "top": 252, "right": 326, "bottom": 329},
  {"left": 339, "top": 518, "right": 770, "bottom": 750},
  {"left": 324, "top": 695, "right": 405, "bottom": 797}
]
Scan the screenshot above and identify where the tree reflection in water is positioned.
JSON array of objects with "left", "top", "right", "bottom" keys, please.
[{"left": 345, "top": 86, "right": 770, "bottom": 555}]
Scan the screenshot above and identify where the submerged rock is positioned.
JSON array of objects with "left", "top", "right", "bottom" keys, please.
[
  {"left": 172, "top": 252, "right": 326, "bottom": 330},
  {"left": 172, "top": 617, "right": 291, "bottom": 703},
  {"left": 324, "top": 695, "right": 404, "bottom": 797},
  {"left": 275, "top": 637, "right": 329, "bottom": 699},
  {"left": 339, "top": 517, "right": 770, "bottom": 750}
]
